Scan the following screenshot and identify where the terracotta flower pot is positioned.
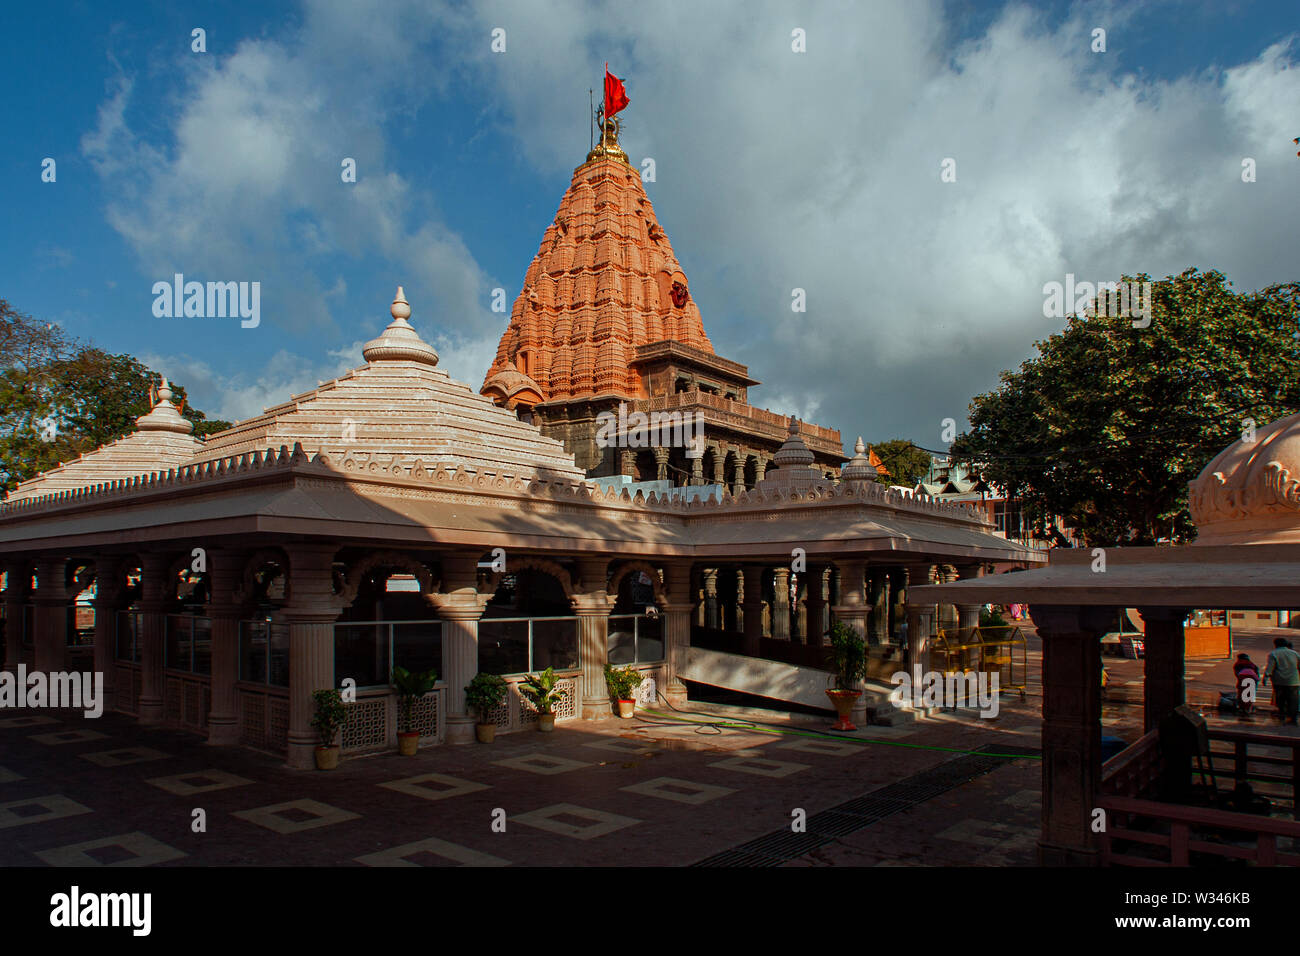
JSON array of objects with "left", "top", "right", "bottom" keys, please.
[
  {"left": 617, "top": 699, "right": 636, "bottom": 719},
  {"left": 314, "top": 745, "right": 340, "bottom": 770},
  {"left": 397, "top": 731, "right": 419, "bottom": 755},
  {"left": 537, "top": 713, "right": 556, "bottom": 732},
  {"left": 826, "top": 689, "right": 861, "bottom": 731},
  {"left": 475, "top": 723, "right": 496, "bottom": 744}
]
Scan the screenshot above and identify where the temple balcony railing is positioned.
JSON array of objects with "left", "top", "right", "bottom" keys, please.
[
  {"left": 633, "top": 389, "right": 843, "bottom": 452},
  {"left": 1099, "top": 727, "right": 1300, "bottom": 865}
]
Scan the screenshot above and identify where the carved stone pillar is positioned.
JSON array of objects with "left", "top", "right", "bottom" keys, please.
[
  {"left": 690, "top": 453, "right": 704, "bottom": 486},
  {"left": 205, "top": 549, "right": 250, "bottom": 746},
  {"left": 869, "top": 570, "right": 887, "bottom": 645},
  {"left": 905, "top": 603, "right": 935, "bottom": 676},
  {"left": 572, "top": 556, "right": 614, "bottom": 719},
  {"left": 830, "top": 560, "right": 868, "bottom": 640},
  {"left": 741, "top": 566, "right": 764, "bottom": 656},
  {"left": 711, "top": 448, "right": 726, "bottom": 486},
  {"left": 136, "top": 553, "right": 170, "bottom": 725},
  {"left": 91, "top": 557, "right": 125, "bottom": 713},
  {"left": 733, "top": 453, "right": 747, "bottom": 496},
  {"left": 1138, "top": 606, "right": 1189, "bottom": 734},
  {"left": 661, "top": 562, "right": 693, "bottom": 705},
  {"left": 283, "top": 544, "right": 341, "bottom": 768},
  {"left": 32, "top": 557, "right": 70, "bottom": 676},
  {"left": 771, "top": 568, "right": 791, "bottom": 641},
  {"left": 429, "top": 552, "right": 491, "bottom": 742},
  {"left": 1032, "top": 604, "right": 1111, "bottom": 866},
  {"left": 3, "top": 561, "right": 31, "bottom": 672},
  {"left": 619, "top": 449, "right": 634, "bottom": 478},
  {"left": 653, "top": 446, "right": 669, "bottom": 482},
  {"left": 703, "top": 569, "right": 719, "bottom": 630},
  {"left": 805, "top": 565, "right": 826, "bottom": 645},
  {"left": 830, "top": 560, "right": 868, "bottom": 725},
  {"left": 888, "top": 567, "right": 907, "bottom": 640}
]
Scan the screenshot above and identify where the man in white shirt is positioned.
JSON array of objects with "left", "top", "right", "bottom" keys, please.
[{"left": 1262, "top": 637, "right": 1300, "bottom": 724}]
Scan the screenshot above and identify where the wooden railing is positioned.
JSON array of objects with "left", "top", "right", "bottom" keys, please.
[
  {"left": 1099, "top": 726, "right": 1300, "bottom": 865},
  {"left": 1207, "top": 728, "right": 1300, "bottom": 818},
  {"left": 1099, "top": 795, "right": 1300, "bottom": 866},
  {"left": 1101, "top": 729, "right": 1163, "bottom": 798}
]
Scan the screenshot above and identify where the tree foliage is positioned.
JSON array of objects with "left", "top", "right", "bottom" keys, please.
[
  {"left": 0, "top": 299, "right": 232, "bottom": 492},
  {"left": 951, "top": 269, "right": 1300, "bottom": 547},
  {"left": 869, "top": 438, "right": 932, "bottom": 486}
]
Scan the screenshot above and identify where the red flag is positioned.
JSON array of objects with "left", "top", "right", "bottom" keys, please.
[{"left": 604, "top": 63, "right": 629, "bottom": 118}]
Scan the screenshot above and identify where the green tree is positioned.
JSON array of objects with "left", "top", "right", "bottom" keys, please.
[
  {"left": 869, "top": 438, "right": 932, "bottom": 486},
  {"left": 0, "top": 300, "right": 231, "bottom": 492},
  {"left": 951, "top": 269, "right": 1300, "bottom": 547}
]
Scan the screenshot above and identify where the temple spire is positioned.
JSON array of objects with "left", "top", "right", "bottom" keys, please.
[{"left": 362, "top": 286, "right": 440, "bottom": 366}]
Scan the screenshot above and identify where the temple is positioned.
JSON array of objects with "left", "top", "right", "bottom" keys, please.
[
  {"left": 481, "top": 115, "right": 846, "bottom": 487},
  {"left": 0, "top": 105, "right": 1036, "bottom": 783}
]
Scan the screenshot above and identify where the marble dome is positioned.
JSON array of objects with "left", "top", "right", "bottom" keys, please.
[{"left": 1188, "top": 411, "right": 1300, "bottom": 545}]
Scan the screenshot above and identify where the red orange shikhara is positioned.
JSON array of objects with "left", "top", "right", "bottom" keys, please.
[{"left": 481, "top": 104, "right": 711, "bottom": 406}]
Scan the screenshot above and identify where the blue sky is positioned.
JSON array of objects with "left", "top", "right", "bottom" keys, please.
[{"left": 2, "top": 0, "right": 1297, "bottom": 447}]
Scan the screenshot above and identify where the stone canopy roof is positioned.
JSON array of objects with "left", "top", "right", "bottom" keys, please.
[
  {"left": 6, "top": 379, "right": 203, "bottom": 504},
  {"left": 482, "top": 119, "right": 713, "bottom": 405},
  {"left": 4, "top": 289, "right": 586, "bottom": 504},
  {"left": 912, "top": 411, "right": 1300, "bottom": 610}
]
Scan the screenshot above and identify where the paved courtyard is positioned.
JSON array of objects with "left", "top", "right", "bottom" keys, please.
[
  {"left": 6, "top": 625, "right": 1292, "bottom": 868},
  {"left": 0, "top": 695, "right": 1047, "bottom": 868}
]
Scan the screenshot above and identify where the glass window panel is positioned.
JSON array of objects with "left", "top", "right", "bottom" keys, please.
[
  {"left": 607, "top": 617, "right": 636, "bottom": 665},
  {"left": 192, "top": 618, "right": 212, "bottom": 676},
  {"left": 240, "top": 622, "right": 268, "bottom": 683},
  {"left": 269, "top": 624, "right": 290, "bottom": 688},
  {"left": 478, "top": 619, "right": 529, "bottom": 675},
  {"left": 334, "top": 623, "right": 387, "bottom": 688},
  {"left": 165, "top": 616, "right": 188, "bottom": 670},
  {"left": 532, "top": 618, "right": 578, "bottom": 671},
  {"left": 636, "top": 616, "right": 665, "bottom": 663},
  {"left": 116, "top": 612, "right": 134, "bottom": 662},
  {"left": 392, "top": 621, "right": 441, "bottom": 677}
]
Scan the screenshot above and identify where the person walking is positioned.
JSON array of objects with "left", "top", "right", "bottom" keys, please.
[
  {"left": 1262, "top": 638, "right": 1300, "bottom": 724},
  {"left": 1233, "top": 653, "right": 1260, "bottom": 717}
]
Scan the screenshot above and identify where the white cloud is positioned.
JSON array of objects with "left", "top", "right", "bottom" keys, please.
[{"left": 89, "top": 0, "right": 1300, "bottom": 453}]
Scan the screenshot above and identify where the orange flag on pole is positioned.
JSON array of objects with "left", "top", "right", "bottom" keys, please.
[{"left": 604, "top": 63, "right": 629, "bottom": 117}]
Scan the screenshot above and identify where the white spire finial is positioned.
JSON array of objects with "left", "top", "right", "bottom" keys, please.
[
  {"left": 391, "top": 286, "right": 411, "bottom": 323},
  {"left": 855, "top": 436, "right": 866, "bottom": 454}
]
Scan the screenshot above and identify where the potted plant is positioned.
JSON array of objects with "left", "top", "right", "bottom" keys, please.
[
  {"left": 311, "top": 688, "right": 348, "bottom": 770},
  {"left": 519, "top": 666, "right": 564, "bottom": 732},
  {"left": 391, "top": 665, "right": 439, "bottom": 755},
  {"left": 465, "top": 672, "right": 507, "bottom": 743},
  {"left": 605, "top": 664, "right": 643, "bottom": 718},
  {"left": 825, "top": 621, "right": 867, "bottom": 730}
]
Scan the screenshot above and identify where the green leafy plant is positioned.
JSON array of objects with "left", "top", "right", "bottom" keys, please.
[
  {"left": 604, "top": 664, "right": 643, "bottom": 701},
  {"left": 391, "top": 665, "right": 439, "bottom": 734},
  {"left": 980, "top": 606, "right": 1009, "bottom": 629},
  {"left": 519, "top": 666, "right": 564, "bottom": 715},
  {"left": 465, "top": 672, "right": 508, "bottom": 723},
  {"left": 311, "top": 688, "right": 348, "bottom": 748},
  {"left": 826, "top": 621, "right": 867, "bottom": 690}
]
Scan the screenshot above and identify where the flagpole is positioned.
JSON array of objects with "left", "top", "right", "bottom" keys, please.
[
  {"left": 602, "top": 61, "right": 608, "bottom": 147},
  {"left": 589, "top": 87, "right": 594, "bottom": 152}
]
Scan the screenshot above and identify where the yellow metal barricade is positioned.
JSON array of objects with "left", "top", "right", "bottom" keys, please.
[{"left": 930, "top": 625, "right": 1028, "bottom": 700}]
